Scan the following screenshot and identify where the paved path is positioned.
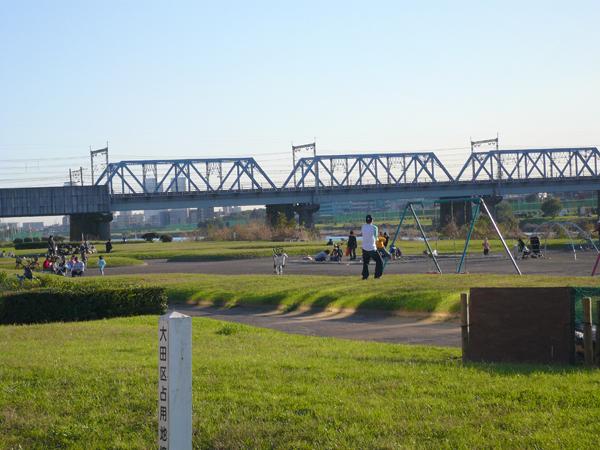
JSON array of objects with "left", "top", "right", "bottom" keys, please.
[
  {"left": 107, "top": 251, "right": 597, "bottom": 277},
  {"left": 173, "top": 304, "right": 461, "bottom": 347}
]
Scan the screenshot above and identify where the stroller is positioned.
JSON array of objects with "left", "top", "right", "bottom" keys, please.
[
  {"left": 529, "top": 236, "right": 543, "bottom": 258},
  {"left": 517, "top": 238, "right": 531, "bottom": 259},
  {"left": 329, "top": 244, "right": 343, "bottom": 262}
]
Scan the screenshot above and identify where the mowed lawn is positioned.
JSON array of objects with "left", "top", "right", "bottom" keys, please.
[
  {"left": 23, "top": 272, "right": 600, "bottom": 316},
  {"left": 4, "top": 237, "right": 584, "bottom": 263},
  {"left": 1, "top": 316, "right": 599, "bottom": 449}
]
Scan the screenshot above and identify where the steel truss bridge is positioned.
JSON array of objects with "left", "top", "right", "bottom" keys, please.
[
  {"left": 2, "top": 147, "right": 599, "bottom": 220},
  {"left": 91, "top": 147, "right": 600, "bottom": 211}
]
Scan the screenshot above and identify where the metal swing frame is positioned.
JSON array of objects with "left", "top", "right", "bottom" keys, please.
[
  {"left": 386, "top": 197, "right": 522, "bottom": 275},
  {"left": 385, "top": 202, "right": 442, "bottom": 274},
  {"left": 452, "top": 197, "right": 521, "bottom": 275}
]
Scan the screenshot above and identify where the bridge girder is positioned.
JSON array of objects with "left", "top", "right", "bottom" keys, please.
[
  {"left": 95, "top": 158, "right": 277, "bottom": 195},
  {"left": 456, "top": 147, "right": 600, "bottom": 181}
]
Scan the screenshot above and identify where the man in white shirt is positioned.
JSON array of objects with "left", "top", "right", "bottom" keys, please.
[{"left": 361, "top": 214, "right": 383, "bottom": 279}]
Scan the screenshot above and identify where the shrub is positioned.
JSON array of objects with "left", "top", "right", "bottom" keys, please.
[
  {"left": 541, "top": 197, "right": 562, "bottom": 217},
  {"left": 159, "top": 234, "right": 173, "bottom": 243},
  {"left": 0, "top": 286, "right": 167, "bottom": 325},
  {"left": 13, "top": 238, "right": 23, "bottom": 244},
  {"left": 23, "top": 237, "right": 33, "bottom": 243},
  {"left": 141, "top": 232, "right": 158, "bottom": 242},
  {"left": 32, "top": 237, "right": 41, "bottom": 242},
  {"left": 13, "top": 242, "right": 48, "bottom": 250},
  {"left": 14, "top": 241, "right": 84, "bottom": 250}
]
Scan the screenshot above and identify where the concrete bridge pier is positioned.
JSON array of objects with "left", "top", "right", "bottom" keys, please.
[
  {"left": 266, "top": 203, "right": 320, "bottom": 228},
  {"left": 69, "top": 213, "right": 113, "bottom": 241},
  {"left": 265, "top": 204, "right": 295, "bottom": 227},
  {"left": 439, "top": 198, "right": 473, "bottom": 229},
  {"left": 294, "top": 203, "right": 320, "bottom": 228},
  {"left": 438, "top": 195, "right": 502, "bottom": 230}
]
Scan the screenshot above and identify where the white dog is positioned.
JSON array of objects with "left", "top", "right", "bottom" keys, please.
[{"left": 273, "top": 252, "right": 288, "bottom": 275}]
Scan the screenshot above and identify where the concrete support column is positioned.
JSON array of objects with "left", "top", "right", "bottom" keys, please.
[
  {"left": 70, "top": 212, "right": 113, "bottom": 241},
  {"left": 439, "top": 199, "right": 473, "bottom": 229},
  {"left": 294, "top": 203, "right": 320, "bottom": 228},
  {"left": 438, "top": 196, "right": 502, "bottom": 230},
  {"left": 265, "top": 204, "right": 295, "bottom": 228}
]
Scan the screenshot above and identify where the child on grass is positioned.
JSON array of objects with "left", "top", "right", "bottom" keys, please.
[{"left": 98, "top": 256, "right": 106, "bottom": 276}]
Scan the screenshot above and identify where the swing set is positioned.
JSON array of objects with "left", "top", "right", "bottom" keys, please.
[{"left": 385, "top": 197, "right": 522, "bottom": 275}]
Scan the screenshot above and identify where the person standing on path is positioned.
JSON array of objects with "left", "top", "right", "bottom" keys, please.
[
  {"left": 482, "top": 237, "right": 490, "bottom": 256},
  {"left": 361, "top": 214, "right": 383, "bottom": 279},
  {"left": 347, "top": 230, "right": 357, "bottom": 260}
]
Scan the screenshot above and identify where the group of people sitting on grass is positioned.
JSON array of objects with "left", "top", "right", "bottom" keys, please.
[
  {"left": 41, "top": 254, "right": 91, "bottom": 277},
  {"left": 46, "top": 236, "right": 97, "bottom": 259},
  {"left": 310, "top": 228, "right": 400, "bottom": 264},
  {"left": 307, "top": 215, "right": 398, "bottom": 278},
  {"left": 18, "top": 253, "right": 107, "bottom": 282}
]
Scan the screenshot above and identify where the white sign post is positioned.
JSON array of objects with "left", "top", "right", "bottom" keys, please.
[{"left": 158, "top": 312, "right": 192, "bottom": 450}]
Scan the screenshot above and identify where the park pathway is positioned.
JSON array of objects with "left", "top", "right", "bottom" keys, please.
[
  {"left": 172, "top": 304, "right": 461, "bottom": 347},
  {"left": 107, "top": 251, "right": 598, "bottom": 277}
]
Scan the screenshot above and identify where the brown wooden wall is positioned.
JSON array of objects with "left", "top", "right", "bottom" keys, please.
[{"left": 467, "top": 287, "right": 575, "bottom": 365}]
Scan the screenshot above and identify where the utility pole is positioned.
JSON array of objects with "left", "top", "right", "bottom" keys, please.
[
  {"left": 470, "top": 135, "right": 499, "bottom": 179},
  {"left": 90, "top": 144, "right": 109, "bottom": 185},
  {"left": 292, "top": 142, "right": 317, "bottom": 187}
]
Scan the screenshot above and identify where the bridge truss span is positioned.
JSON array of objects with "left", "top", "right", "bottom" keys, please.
[
  {"left": 456, "top": 147, "right": 600, "bottom": 182},
  {"left": 281, "top": 152, "right": 454, "bottom": 189},
  {"left": 94, "top": 158, "right": 277, "bottom": 195}
]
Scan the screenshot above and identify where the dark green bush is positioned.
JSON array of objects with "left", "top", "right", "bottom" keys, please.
[
  {"left": 159, "top": 234, "right": 173, "bottom": 242},
  {"left": 14, "top": 241, "right": 87, "bottom": 250},
  {"left": 13, "top": 242, "right": 48, "bottom": 250},
  {"left": 23, "top": 237, "right": 33, "bottom": 243},
  {"left": 0, "top": 287, "right": 167, "bottom": 325},
  {"left": 13, "top": 238, "right": 23, "bottom": 244},
  {"left": 142, "top": 232, "right": 158, "bottom": 242}
]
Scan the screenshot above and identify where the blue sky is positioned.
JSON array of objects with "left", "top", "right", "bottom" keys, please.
[{"left": 1, "top": 1, "right": 599, "bottom": 221}]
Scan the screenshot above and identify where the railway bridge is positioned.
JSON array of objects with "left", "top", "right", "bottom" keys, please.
[{"left": 1, "top": 147, "right": 599, "bottom": 239}]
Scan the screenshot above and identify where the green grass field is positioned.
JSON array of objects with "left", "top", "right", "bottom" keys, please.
[
  {"left": 0, "top": 316, "right": 599, "bottom": 449},
  {"left": 0, "top": 255, "right": 143, "bottom": 270},
  {"left": 3, "top": 237, "right": 588, "bottom": 265},
  {"left": 5, "top": 272, "right": 600, "bottom": 316}
]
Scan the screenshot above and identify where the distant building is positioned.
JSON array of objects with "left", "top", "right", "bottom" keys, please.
[
  {"left": 168, "top": 209, "right": 188, "bottom": 225},
  {"left": 21, "top": 222, "right": 45, "bottom": 232},
  {"left": 144, "top": 177, "right": 163, "bottom": 193},
  {"left": 2, "top": 222, "right": 19, "bottom": 232},
  {"left": 113, "top": 211, "right": 144, "bottom": 229},
  {"left": 173, "top": 177, "right": 187, "bottom": 192},
  {"left": 189, "top": 207, "right": 214, "bottom": 224},
  {"left": 222, "top": 206, "right": 242, "bottom": 215}
]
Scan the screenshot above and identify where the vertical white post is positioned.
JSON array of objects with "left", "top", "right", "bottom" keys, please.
[{"left": 158, "top": 312, "right": 192, "bottom": 450}]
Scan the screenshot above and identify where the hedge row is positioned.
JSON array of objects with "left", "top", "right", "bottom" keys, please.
[
  {"left": 13, "top": 241, "right": 91, "bottom": 250},
  {"left": 0, "top": 287, "right": 167, "bottom": 324}
]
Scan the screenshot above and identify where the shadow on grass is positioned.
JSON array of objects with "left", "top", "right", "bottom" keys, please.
[
  {"left": 171, "top": 286, "right": 459, "bottom": 321},
  {"left": 466, "top": 360, "right": 588, "bottom": 376},
  {"left": 354, "top": 291, "right": 450, "bottom": 314}
]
